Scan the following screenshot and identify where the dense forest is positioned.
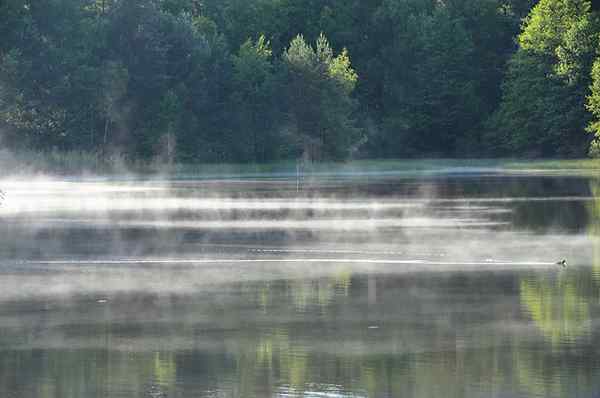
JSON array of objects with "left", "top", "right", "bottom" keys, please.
[{"left": 2, "top": 0, "right": 600, "bottom": 163}]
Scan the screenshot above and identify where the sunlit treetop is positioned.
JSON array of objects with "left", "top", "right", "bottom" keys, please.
[
  {"left": 233, "top": 35, "right": 273, "bottom": 92},
  {"left": 284, "top": 34, "right": 318, "bottom": 73},
  {"left": 519, "top": 0, "right": 591, "bottom": 54},
  {"left": 327, "top": 48, "right": 358, "bottom": 94},
  {"left": 517, "top": 0, "right": 600, "bottom": 83},
  {"left": 284, "top": 33, "right": 357, "bottom": 93}
]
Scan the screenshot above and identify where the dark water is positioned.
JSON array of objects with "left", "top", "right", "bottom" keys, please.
[{"left": 0, "top": 171, "right": 599, "bottom": 397}]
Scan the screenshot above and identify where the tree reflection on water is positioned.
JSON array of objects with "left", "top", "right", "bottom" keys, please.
[
  {"left": 514, "top": 178, "right": 600, "bottom": 398},
  {"left": 3, "top": 175, "right": 600, "bottom": 397},
  {"left": 520, "top": 274, "right": 591, "bottom": 345},
  {"left": 589, "top": 179, "right": 600, "bottom": 285}
]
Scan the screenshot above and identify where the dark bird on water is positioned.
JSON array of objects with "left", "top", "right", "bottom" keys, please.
[{"left": 556, "top": 259, "right": 567, "bottom": 268}]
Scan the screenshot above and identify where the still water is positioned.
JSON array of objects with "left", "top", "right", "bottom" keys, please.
[{"left": 0, "top": 169, "right": 599, "bottom": 397}]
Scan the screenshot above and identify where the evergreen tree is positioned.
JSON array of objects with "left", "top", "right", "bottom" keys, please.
[
  {"left": 7, "top": 0, "right": 590, "bottom": 162},
  {"left": 230, "top": 35, "right": 281, "bottom": 162},
  {"left": 282, "top": 34, "right": 360, "bottom": 160},
  {"left": 377, "top": 4, "right": 480, "bottom": 156},
  {"left": 0, "top": 0, "right": 106, "bottom": 151}
]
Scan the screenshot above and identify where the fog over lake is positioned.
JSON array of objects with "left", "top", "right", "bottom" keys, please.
[{"left": 1, "top": 167, "right": 599, "bottom": 398}]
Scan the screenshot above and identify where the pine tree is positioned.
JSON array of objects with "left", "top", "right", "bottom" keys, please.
[{"left": 282, "top": 34, "right": 360, "bottom": 160}]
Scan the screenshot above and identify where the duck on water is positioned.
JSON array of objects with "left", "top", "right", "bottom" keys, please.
[{"left": 556, "top": 259, "right": 567, "bottom": 268}]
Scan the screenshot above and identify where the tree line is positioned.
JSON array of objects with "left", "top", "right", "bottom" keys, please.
[{"left": 2, "top": 0, "right": 600, "bottom": 163}]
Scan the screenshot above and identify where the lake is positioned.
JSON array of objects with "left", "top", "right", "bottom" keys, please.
[{"left": 0, "top": 165, "right": 599, "bottom": 398}]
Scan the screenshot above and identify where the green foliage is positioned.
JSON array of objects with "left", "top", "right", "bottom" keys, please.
[
  {"left": 519, "top": 0, "right": 600, "bottom": 84},
  {"left": 376, "top": 3, "right": 482, "bottom": 156},
  {"left": 282, "top": 34, "right": 361, "bottom": 160},
  {"left": 0, "top": 0, "right": 105, "bottom": 150},
  {"left": 519, "top": 0, "right": 590, "bottom": 54},
  {"left": 586, "top": 58, "right": 600, "bottom": 155},
  {"left": 489, "top": 0, "right": 599, "bottom": 157},
  {"left": 327, "top": 48, "right": 358, "bottom": 94},
  {"left": 488, "top": 50, "right": 591, "bottom": 156},
  {"left": 2, "top": 0, "right": 599, "bottom": 163},
  {"left": 555, "top": 12, "right": 600, "bottom": 83},
  {"left": 229, "top": 35, "right": 281, "bottom": 162}
]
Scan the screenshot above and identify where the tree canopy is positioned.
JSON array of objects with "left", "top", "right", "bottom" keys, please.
[{"left": 3, "top": 0, "right": 600, "bottom": 162}]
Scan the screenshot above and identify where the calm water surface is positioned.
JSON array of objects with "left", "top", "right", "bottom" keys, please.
[{"left": 0, "top": 170, "right": 600, "bottom": 397}]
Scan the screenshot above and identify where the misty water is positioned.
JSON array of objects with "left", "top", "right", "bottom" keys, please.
[{"left": 1, "top": 167, "right": 600, "bottom": 398}]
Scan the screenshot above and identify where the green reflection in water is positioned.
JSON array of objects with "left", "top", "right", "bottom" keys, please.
[
  {"left": 520, "top": 274, "right": 590, "bottom": 345},
  {"left": 518, "top": 178, "right": 600, "bottom": 346},
  {"left": 515, "top": 349, "right": 562, "bottom": 398},
  {"left": 364, "top": 356, "right": 419, "bottom": 397},
  {"left": 588, "top": 179, "right": 600, "bottom": 285},
  {"left": 254, "top": 268, "right": 352, "bottom": 316},
  {"left": 518, "top": 183, "right": 600, "bottom": 398},
  {"left": 518, "top": 274, "right": 593, "bottom": 397},
  {"left": 227, "top": 271, "right": 365, "bottom": 397},
  {"left": 153, "top": 352, "right": 177, "bottom": 388},
  {"left": 231, "top": 327, "right": 311, "bottom": 396},
  {"left": 289, "top": 269, "right": 352, "bottom": 314},
  {"left": 516, "top": 270, "right": 599, "bottom": 398}
]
